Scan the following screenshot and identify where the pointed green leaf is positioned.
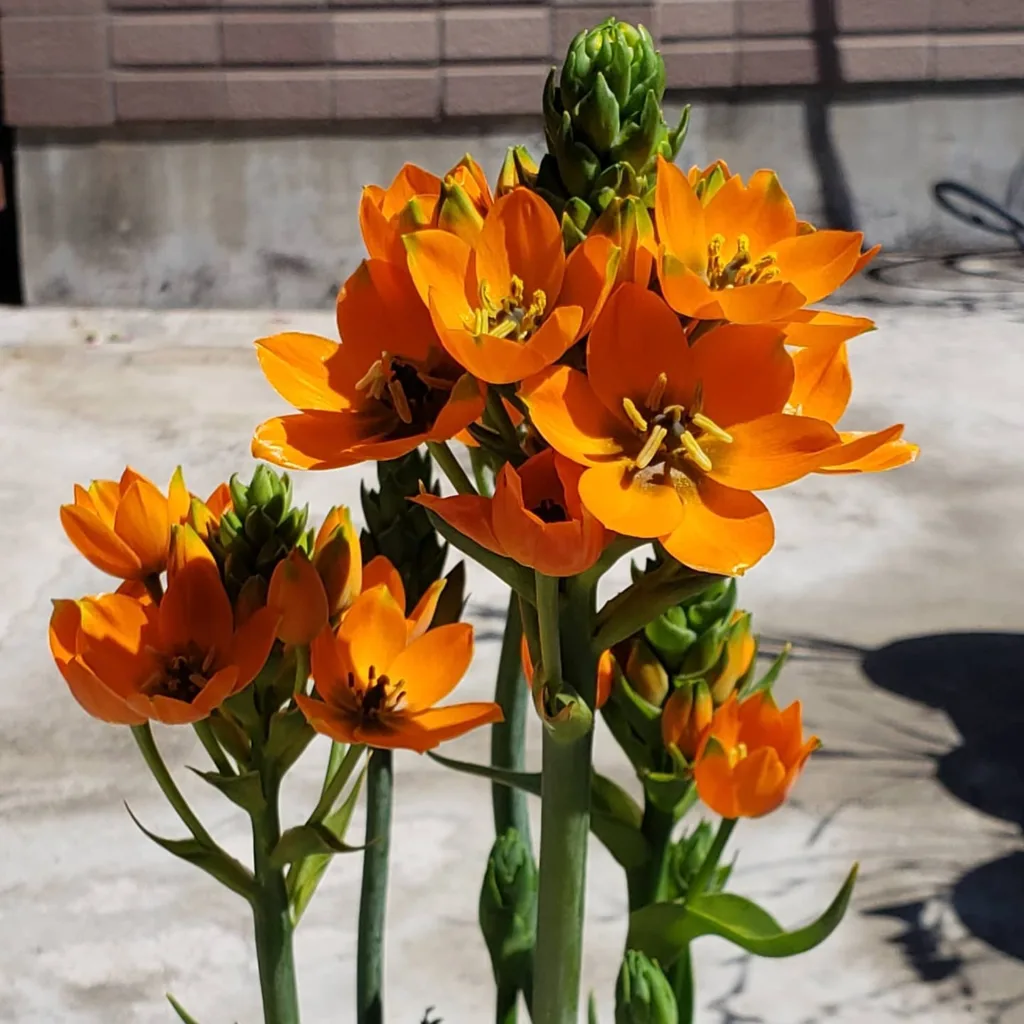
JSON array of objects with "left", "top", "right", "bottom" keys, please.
[
  {"left": 167, "top": 994, "right": 202, "bottom": 1024},
  {"left": 429, "top": 751, "right": 543, "bottom": 796},
  {"left": 431, "top": 561, "right": 467, "bottom": 629},
  {"left": 124, "top": 804, "right": 255, "bottom": 902},
  {"left": 264, "top": 707, "right": 316, "bottom": 778},
  {"left": 272, "top": 823, "right": 361, "bottom": 869},
  {"left": 187, "top": 768, "right": 266, "bottom": 816},
  {"left": 627, "top": 864, "right": 858, "bottom": 965},
  {"left": 739, "top": 643, "right": 791, "bottom": 700}
]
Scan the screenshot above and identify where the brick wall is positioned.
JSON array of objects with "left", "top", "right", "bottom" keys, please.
[{"left": 1, "top": 0, "right": 1022, "bottom": 128}]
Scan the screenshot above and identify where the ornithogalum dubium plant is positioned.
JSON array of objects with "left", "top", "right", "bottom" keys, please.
[{"left": 49, "top": 16, "right": 917, "bottom": 1024}]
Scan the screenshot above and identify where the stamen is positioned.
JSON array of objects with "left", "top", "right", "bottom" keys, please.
[
  {"left": 479, "top": 280, "right": 499, "bottom": 316},
  {"left": 509, "top": 276, "right": 525, "bottom": 306},
  {"left": 728, "top": 741, "right": 749, "bottom": 768},
  {"left": 691, "top": 412, "right": 733, "bottom": 444},
  {"left": 634, "top": 425, "right": 668, "bottom": 470},
  {"left": 622, "top": 397, "right": 649, "bottom": 432},
  {"left": 707, "top": 234, "right": 725, "bottom": 283},
  {"left": 388, "top": 379, "right": 413, "bottom": 425},
  {"left": 489, "top": 318, "right": 517, "bottom": 339},
  {"left": 680, "top": 431, "right": 712, "bottom": 472},
  {"left": 355, "top": 358, "right": 387, "bottom": 400},
  {"left": 646, "top": 372, "right": 668, "bottom": 411}
]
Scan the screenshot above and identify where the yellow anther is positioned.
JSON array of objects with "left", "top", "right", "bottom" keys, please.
[
  {"left": 727, "top": 741, "right": 749, "bottom": 769},
  {"left": 680, "top": 430, "right": 712, "bottom": 472},
  {"left": 690, "top": 412, "right": 733, "bottom": 444},
  {"left": 634, "top": 425, "right": 668, "bottom": 471},
  {"left": 474, "top": 308, "right": 489, "bottom": 336},
  {"left": 479, "top": 280, "right": 499, "bottom": 316},
  {"left": 388, "top": 379, "right": 413, "bottom": 424},
  {"left": 646, "top": 372, "right": 668, "bottom": 411},
  {"left": 355, "top": 358, "right": 387, "bottom": 400},
  {"left": 489, "top": 318, "right": 517, "bottom": 339},
  {"left": 622, "top": 397, "right": 649, "bottom": 433}
]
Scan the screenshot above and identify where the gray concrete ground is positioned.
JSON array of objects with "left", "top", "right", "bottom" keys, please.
[{"left": 2, "top": 261, "right": 1024, "bottom": 1022}]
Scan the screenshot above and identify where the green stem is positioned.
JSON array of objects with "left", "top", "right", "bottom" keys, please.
[
  {"left": 626, "top": 800, "right": 676, "bottom": 911},
  {"left": 670, "top": 947, "right": 695, "bottom": 1024},
  {"left": 310, "top": 744, "right": 365, "bottom": 825},
  {"left": 132, "top": 724, "right": 216, "bottom": 848},
  {"left": 193, "top": 719, "right": 235, "bottom": 776},
  {"left": 496, "top": 983, "right": 519, "bottom": 1024},
  {"left": 534, "top": 573, "right": 562, "bottom": 695},
  {"left": 484, "top": 387, "right": 523, "bottom": 460},
  {"left": 251, "top": 741, "right": 301, "bottom": 1024},
  {"left": 427, "top": 440, "right": 476, "bottom": 496},
  {"left": 688, "top": 817, "right": 736, "bottom": 899},
  {"left": 532, "top": 579, "right": 597, "bottom": 1024},
  {"left": 470, "top": 446, "right": 496, "bottom": 497},
  {"left": 491, "top": 593, "right": 532, "bottom": 847},
  {"left": 293, "top": 645, "right": 310, "bottom": 696},
  {"left": 357, "top": 748, "right": 393, "bottom": 1024}
]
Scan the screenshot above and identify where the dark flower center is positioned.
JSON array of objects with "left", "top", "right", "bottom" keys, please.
[{"left": 532, "top": 498, "right": 569, "bottom": 524}]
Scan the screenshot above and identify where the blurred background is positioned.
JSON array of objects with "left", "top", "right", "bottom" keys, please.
[{"left": 2, "top": 2, "right": 1024, "bottom": 1023}]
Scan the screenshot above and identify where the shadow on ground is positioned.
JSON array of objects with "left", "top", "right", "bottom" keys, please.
[{"left": 862, "top": 632, "right": 1024, "bottom": 969}]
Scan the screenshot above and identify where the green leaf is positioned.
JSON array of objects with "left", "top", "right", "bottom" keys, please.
[
  {"left": 429, "top": 751, "right": 542, "bottom": 796},
  {"left": 588, "top": 991, "right": 600, "bottom": 1024},
  {"left": 431, "top": 560, "right": 467, "bottom": 629},
  {"left": 124, "top": 804, "right": 255, "bottom": 902},
  {"left": 739, "top": 643, "right": 791, "bottom": 700},
  {"left": 263, "top": 707, "right": 316, "bottom": 779},
  {"left": 187, "top": 768, "right": 265, "bottom": 816},
  {"left": 627, "top": 864, "right": 858, "bottom": 965},
  {"left": 271, "top": 823, "right": 361, "bottom": 868},
  {"left": 167, "top": 994, "right": 201, "bottom": 1024},
  {"left": 592, "top": 772, "right": 643, "bottom": 831}
]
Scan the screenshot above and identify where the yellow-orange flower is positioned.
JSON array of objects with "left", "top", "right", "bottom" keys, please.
[
  {"left": 661, "top": 680, "right": 713, "bottom": 760},
  {"left": 189, "top": 482, "right": 233, "bottom": 541},
  {"left": 268, "top": 549, "right": 330, "bottom": 646},
  {"left": 405, "top": 188, "right": 620, "bottom": 384},
  {"left": 253, "top": 259, "right": 484, "bottom": 470},
  {"left": 297, "top": 584, "right": 502, "bottom": 752},
  {"left": 361, "top": 554, "right": 446, "bottom": 640},
  {"left": 655, "top": 156, "right": 878, "bottom": 324},
  {"left": 693, "top": 692, "right": 819, "bottom": 818},
  {"left": 520, "top": 635, "right": 614, "bottom": 710},
  {"left": 49, "top": 547, "right": 279, "bottom": 726},
  {"left": 414, "top": 448, "right": 609, "bottom": 577},
  {"left": 521, "top": 284, "right": 898, "bottom": 575},
  {"left": 60, "top": 467, "right": 223, "bottom": 581}
]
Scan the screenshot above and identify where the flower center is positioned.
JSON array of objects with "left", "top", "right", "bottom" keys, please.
[
  {"left": 623, "top": 373, "right": 733, "bottom": 474},
  {"left": 349, "top": 664, "right": 406, "bottom": 722},
  {"left": 355, "top": 353, "right": 453, "bottom": 429},
  {"left": 464, "top": 275, "right": 547, "bottom": 342},
  {"left": 142, "top": 644, "right": 217, "bottom": 704},
  {"left": 532, "top": 498, "right": 569, "bottom": 524},
  {"left": 727, "top": 741, "right": 749, "bottom": 769},
  {"left": 706, "top": 234, "right": 778, "bottom": 290}
]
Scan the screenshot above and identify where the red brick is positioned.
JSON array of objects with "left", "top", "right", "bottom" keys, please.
[
  {"left": 657, "top": 0, "right": 737, "bottom": 41},
  {"left": 115, "top": 71, "right": 228, "bottom": 120},
  {"left": 443, "top": 63, "right": 549, "bottom": 116},
  {"left": 111, "top": 15, "right": 221, "bottom": 67},
  {"left": 0, "top": 0, "right": 102, "bottom": 12},
  {"left": 334, "top": 67, "right": 440, "bottom": 119},
  {"left": 933, "top": 32, "right": 1024, "bottom": 77},
  {"left": 737, "top": 0, "right": 812, "bottom": 36},
  {"left": 662, "top": 39, "right": 737, "bottom": 86},
  {"left": 334, "top": 11, "right": 439, "bottom": 64},
  {"left": 933, "top": 0, "right": 1024, "bottom": 29},
  {"left": 444, "top": 7, "right": 552, "bottom": 60},
  {"left": 223, "top": 14, "right": 333, "bottom": 65},
  {"left": 330, "top": 0, "right": 436, "bottom": 6},
  {"left": 3, "top": 74, "right": 112, "bottom": 126},
  {"left": 553, "top": 5, "right": 655, "bottom": 53},
  {"left": 110, "top": 0, "right": 219, "bottom": 7},
  {"left": 839, "top": 34, "right": 931, "bottom": 80},
  {"left": 223, "top": 0, "right": 327, "bottom": 5},
  {"left": 836, "top": 0, "right": 931, "bottom": 32},
  {"left": 738, "top": 37, "right": 817, "bottom": 84},
  {"left": 226, "top": 71, "right": 332, "bottom": 119},
  {"left": 1, "top": 17, "right": 107, "bottom": 74}
]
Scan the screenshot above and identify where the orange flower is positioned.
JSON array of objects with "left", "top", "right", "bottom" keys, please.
[
  {"left": 268, "top": 549, "right": 330, "bottom": 646},
  {"left": 655, "top": 156, "right": 878, "bottom": 324},
  {"left": 297, "top": 584, "right": 502, "bottom": 752},
  {"left": 520, "top": 634, "right": 614, "bottom": 710},
  {"left": 361, "top": 554, "right": 446, "bottom": 640},
  {"left": 49, "top": 545, "right": 279, "bottom": 726},
  {"left": 661, "top": 680, "right": 713, "bottom": 760},
  {"left": 413, "top": 448, "right": 609, "bottom": 577},
  {"left": 253, "top": 259, "right": 484, "bottom": 470},
  {"left": 313, "top": 505, "right": 363, "bottom": 617},
  {"left": 521, "top": 284, "right": 890, "bottom": 576},
  {"left": 60, "top": 467, "right": 215, "bottom": 580},
  {"left": 360, "top": 157, "right": 492, "bottom": 263},
  {"left": 405, "top": 188, "right": 620, "bottom": 384},
  {"left": 693, "top": 692, "right": 819, "bottom": 818}
]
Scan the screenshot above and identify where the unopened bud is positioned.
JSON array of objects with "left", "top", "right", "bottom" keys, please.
[
  {"left": 625, "top": 637, "right": 669, "bottom": 707},
  {"left": 661, "top": 680, "right": 712, "bottom": 760},
  {"left": 267, "top": 548, "right": 329, "bottom": 646},
  {"left": 313, "top": 505, "right": 362, "bottom": 617},
  {"left": 479, "top": 829, "right": 537, "bottom": 989},
  {"left": 615, "top": 950, "right": 678, "bottom": 1024}
]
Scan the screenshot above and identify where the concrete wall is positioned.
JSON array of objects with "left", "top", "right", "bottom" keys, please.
[{"left": 16, "top": 91, "right": 1024, "bottom": 308}]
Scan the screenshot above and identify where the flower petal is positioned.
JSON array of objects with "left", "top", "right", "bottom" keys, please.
[
  {"left": 395, "top": 702, "right": 504, "bottom": 753},
  {"left": 268, "top": 549, "right": 329, "bottom": 646},
  {"left": 780, "top": 309, "right": 875, "bottom": 350},
  {"left": 113, "top": 478, "right": 172, "bottom": 576},
  {"left": 167, "top": 467, "right": 191, "bottom": 525},
  {"left": 405, "top": 229, "right": 475, "bottom": 329},
  {"left": 557, "top": 233, "right": 620, "bottom": 336},
  {"left": 413, "top": 492, "right": 503, "bottom": 558},
  {"left": 771, "top": 230, "right": 865, "bottom": 306},
  {"left": 381, "top": 163, "right": 441, "bottom": 218},
  {"left": 60, "top": 505, "right": 143, "bottom": 579},
  {"left": 743, "top": 170, "right": 799, "bottom": 251},
  {"left": 658, "top": 256, "right": 723, "bottom": 319},
  {"left": 390, "top": 621, "right": 474, "bottom": 711},
  {"left": 253, "top": 410, "right": 394, "bottom": 471},
  {"left": 817, "top": 433, "right": 919, "bottom": 475},
  {"left": 655, "top": 155, "right": 707, "bottom": 275},
  {"left": 85, "top": 479, "right": 120, "bottom": 526},
  {"left": 296, "top": 693, "right": 362, "bottom": 744},
  {"left": 359, "top": 186, "right": 399, "bottom": 263},
  {"left": 815, "top": 423, "right": 907, "bottom": 471},
  {"left": 362, "top": 555, "right": 406, "bottom": 610},
  {"left": 230, "top": 606, "right": 280, "bottom": 690},
  {"left": 159, "top": 558, "right": 234, "bottom": 660},
  {"left": 579, "top": 460, "right": 684, "bottom": 538},
  {"left": 426, "top": 372, "right": 487, "bottom": 441},
  {"left": 339, "top": 585, "right": 409, "bottom": 686},
  {"left": 255, "top": 333, "right": 350, "bottom": 413},
  {"left": 713, "top": 280, "right": 807, "bottom": 325},
  {"left": 789, "top": 342, "right": 851, "bottom": 423},
  {"left": 731, "top": 745, "right": 789, "bottom": 817},
  {"left": 407, "top": 578, "right": 446, "bottom": 642}
]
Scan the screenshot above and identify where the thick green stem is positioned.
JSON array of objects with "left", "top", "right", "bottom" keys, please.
[
  {"left": 357, "top": 748, "right": 393, "bottom": 1024},
  {"left": 532, "top": 579, "right": 597, "bottom": 1024},
  {"left": 670, "top": 947, "right": 695, "bottom": 1024},
  {"left": 496, "top": 983, "right": 519, "bottom": 1024},
  {"left": 491, "top": 593, "right": 532, "bottom": 846},
  {"left": 626, "top": 800, "right": 676, "bottom": 911},
  {"left": 427, "top": 440, "right": 476, "bottom": 496}
]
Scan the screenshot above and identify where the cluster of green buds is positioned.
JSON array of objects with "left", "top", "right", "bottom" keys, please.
[
  {"left": 361, "top": 450, "right": 448, "bottom": 609},
  {"left": 664, "top": 820, "right": 733, "bottom": 902},
  {"left": 533, "top": 18, "right": 689, "bottom": 245},
  {"left": 213, "top": 465, "right": 310, "bottom": 601},
  {"left": 615, "top": 950, "right": 678, "bottom": 1024}
]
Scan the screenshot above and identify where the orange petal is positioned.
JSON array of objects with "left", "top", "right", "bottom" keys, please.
[
  {"left": 268, "top": 549, "right": 330, "bottom": 646},
  {"left": 693, "top": 742, "right": 740, "bottom": 819},
  {"left": 295, "top": 693, "right": 362, "bottom": 745},
  {"left": 407, "top": 578, "right": 446, "bottom": 642},
  {"left": 701, "top": 173, "right": 756, "bottom": 251},
  {"left": 60, "top": 505, "right": 143, "bottom": 579},
  {"left": 780, "top": 309, "right": 875, "bottom": 350},
  {"left": 76, "top": 594, "right": 161, "bottom": 698},
  {"left": 743, "top": 170, "right": 799, "bottom": 251},
  {"left": 167, "top": 522, "right": 217, "bottom": 587},
  {"left": 690, "top": 323, "right": 793, "bottom": 427},
  {"left": 310, "top": 623, "right": 357, "bottom": 709},
  {"left": 704, "top": 414, "right": 839, "bottom": 491},
  {"left": 660, "top": 476, "right": 774, "bottom": 576},
  {"left": 474, "top": 188, "right": 565, "bottom": 305},
  {"left": 338, "top": 585, "right": 409, "bottom": 686},
  {"left": 188, "top": 666, "right": 242, "bottom": 718},
  {"left": 404, "top": 229, "right": 475, "bottom": 329},
  {"left": 390, "top": 621, "right": 474, "bottom": 711},
  {"left": 654, "top": 155, "right": 707, "bottom": 275},
  {"left": 253, "top": 410, "right": 393, "bottom": 471},
  {"left": 817, "top": 433, "right": 919, "bottom": 475},
  {"left": 657, "top": 256, "right": 723, "bottom": 320},
  {"left": 558, "top": 233, "right": 620, "bottom": 336},
  {"left": 381, "top": 163, "right": 441, "bottom": 218},
  {"left": 113, "top": 478, "right": 172, "bottom": 576},
  {"left": 362, "top": 555, "right": 406, "bottom": 610},
  {"left": 425, "top": 372, "right": 487, "bottom": 442},
  {"left": 815, "top": 424, "right": 907, "bottom": 472},
  {"left": 772, "top": 230, "right": 865, "bottom": 306},
  {"left": 579, "top": 460, "right": 684, "bottom": 539},
  {"left": 167, "top": 467, "right": 190, "bottom": 525},
  {"left": 587, "top": 283, "right": 693, "bottom": 418},
  {"left": 789, "top": 342, "right": 851, "bottom": 424},
  {"left": 595, "top": 650, "right": 615, "bottom": 710},
  {"left": 519, "top": 365, "right": 628, "bottom": 467},
  {"left": 731, "top": 745, "right": 789, "bottom": 817},
  {"left": 158, "top": 558, "right": 234, "bottom": 660},
  {"left": 230, "top": 605, "right": 280, "bottom": 691},
  {"left": 85, "top": 479, "right": 120, "bottom": 526},
  {"left": 714, "top": 280, "right": 807, "bottom": 325},
  {"left": 395, "top": 702, "right": 504, "bottom": 753},
  {"left": 255, "top": 333, "right": 349, "bottom": 413},
  {"left": 851, "top": 243, "right": 881, "bottom": 279},
  {"left": 359, "top": 186, "right": 401, "bottom": 263},
  {"left": 413, "top": 492, "right": 504, "bottom": 558},
  {"left": 314, "top": 506, "right": 363, "bottom": 617}
]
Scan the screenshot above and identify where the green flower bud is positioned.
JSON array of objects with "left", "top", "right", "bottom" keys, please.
[
  {"left": 625, "top": 637, "right": 670, "bottom": 707},
  {"left": 667, "top": 821, "right": 733, "bottom": 901},
  {"left": 615, "top": 950, "right": 678, "bottom": 1024},
  {"left": 479, "top": 829, "right": 537, "bottom": 990}
]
